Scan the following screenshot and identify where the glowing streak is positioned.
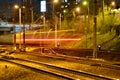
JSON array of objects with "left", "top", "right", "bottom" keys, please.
[
  {"left": 26, "top": 29, "right": 75, "bottom": 34},
  {"left": 16, "top": 38, "right": 81, "bottom": 42},
  {"left": 47, "top": 29, "right": 52, "bottom": 38}
]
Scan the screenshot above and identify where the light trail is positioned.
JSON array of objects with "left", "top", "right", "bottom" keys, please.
[
  {"left": 16, "top": 38, "right": 81, "bottom": 42},
  {"left": 25, "top": 29, "right": 75, "bottom": 34}
]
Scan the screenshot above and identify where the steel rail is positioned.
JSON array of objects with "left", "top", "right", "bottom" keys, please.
[
  {"left": 0, "top": 57, "right": 76, "bottom": 80},
  {"left": 23, "top": 50, "right": 120, "bottom": 71},
  {"left": 0, "top": 55, "right": 115, "bottom": 80}
]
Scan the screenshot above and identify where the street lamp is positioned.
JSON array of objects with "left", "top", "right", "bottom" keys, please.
[
  {"left": 14, "top": 5, "right": 22, "bottom": 27},
  {"left": 102, "top": 0, "right": 105, "bottom": 24},
  {"left": 93, "top": 0, "right": 97, "bottom": 58},
  {"left": 75, "top": 7, "right": 80, "bottom": 13},
  {"left": 53, "top": 0, "right": 58, "bottom": 18},
  {"left": 111, "top": 1, "right": 116, "bottom": 11},
  {"left": 54, "top": 0, "right": 58, "bottom": 3},
  {"left": 111, "top": 1, "right": 115, "bottom": 7},
  {"left": 14, "top": 4, "right": 26, "bottom": 51},
  {"left": 53, "top": 0, "right": 58, "bottom": 47},
  {"left": 63, "top": 9, "right": 67, "bottom": 13},
  {"left": 12, "top": 18, "right": 16, "bottom": 50},
  {"left": 83, "top": 1, "right": 87, "bottom": 6},
  {"left": 83, "top": 0, "right": 89, "bottom": 48},
  {"left": 14, "top": 4, "right": 22, "bottom": 50}
]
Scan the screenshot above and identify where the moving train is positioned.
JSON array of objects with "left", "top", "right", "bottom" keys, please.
[
  {"left": 0, "top": 22, "right": 31, "bottom": 35},
  {"left": 0, "top": 28, "right": 80, "bottom": 47},
  {"left": 0, "top": 22, "right": 14, "bottom": 34}
]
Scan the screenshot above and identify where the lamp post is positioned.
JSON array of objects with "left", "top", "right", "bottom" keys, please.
[
  {"left": 42, "top": 14, "right": 46, "bottom": 48},
  {"left": 74, "top": 6, "right": 80, "bottom": 17},
  {"left": 53, "top": 0, "right": 58, "bottom": 47},
  {"left": 30, "top": 7, "right": 34, "bottom": 28},
  {"left": 83, "top": 0, "right": 89, "bottom": 48},
  {"left": 14, "top": 4, "right": 26, "bottom": 51},
  {"left": 93, "top": 0, "right": 97, "bottom": 58},
  {"left": 102, "top": 0, "right": 104, "bottom": 24},
  {"left": 14, "top": 5, "right": 22, "bottom": 50},
  {"left": 75, "top": 7, "right": 80, "bottom": 13},
  {"left": 111, "top": 1, "right": 116, "bottom": 11},
  {"left": 111, "top": 1, "right": 115, "bottom": 7},
  {"left": 30, "top": 0, "right": 34, "bottom": 28},
  {"left": 22, "top": 7, "right": 26, "bottom": 52},
  {"left": 55, "top": 15, "right": 58, "bottom": 47},
  {"left": 59, "top": 13, "right": 61, "bottom": 30},
  {"left": 12, "top": 18, "right": 16, "bottom": 50},
  {"left": 21, "top": 0, "right": 26, "bottom": 52},
  {"left": 53, "top": 0, "right": 58, "bottom": 18},
  {"left": 58, "top": 13, "right": 61, "bottom": 47}
]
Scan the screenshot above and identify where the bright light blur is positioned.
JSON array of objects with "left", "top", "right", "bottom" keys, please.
[
  {"left": 14, "top": 5, "right": 19, "bottom": 9},
  {"left": 76, "top": 7, "right": 80, "bottom": 12},
  {"left": 14, "top": 47, "right": 17, "bottom": 50},
  {"left": 22, "top": 6, "right": 26, "bottom": 8},
  {"left": 83, "top": 1, "right": 87, "bottom": 6},
  {"left": 54, "top": 0, "right": 58, "bottom": 3},
  {"left": 63, "top": 9, "right": 67, "bottom": 13},
  {"left": 14, "top": 5, "right": 25, "bottom": 9},
  {"left": 26, "top": 29, "right": 75, "bottom": 34},
  {"left": 111, "top": 1, "right": 115, "bottom": 6}
]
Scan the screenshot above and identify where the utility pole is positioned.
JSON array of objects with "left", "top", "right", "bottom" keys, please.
[
  {"left": 30, "top": 0, "right": 34, "bottom": 28},
  {"left": 102, "top": 0, "right": 104, "bottom": 24},
  {"left": 22, "top": 0, "right": 26, "bottom": 52},
  {"left": 55, "top": 15, "right": 58, "bottom": 47},
  {"left": 43, "top": 12, "right": 45, "bottom": 48},
  {"left": 19, "top": 8, "right": 22, "bottom": 50},
  {"left": 93, "top": 0, "right": 97, "bottom": 58},
  {"left": 13, "top": 18, "right": 16, "bottom": 50}
]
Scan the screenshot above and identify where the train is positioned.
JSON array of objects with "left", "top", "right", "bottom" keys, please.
[
  {"left": 0, "top": 28, "right": 80, "bottom": 47},
  {"left": 0, "top": 22, "right": 14, "bottom": 34},
  {"left": 0, "top": 21, "right": 32, "bottom": 35}
]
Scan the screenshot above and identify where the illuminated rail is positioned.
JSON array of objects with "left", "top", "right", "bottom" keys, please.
[{"left": 0, "top": 55, "right": 115, "bottom": 80}]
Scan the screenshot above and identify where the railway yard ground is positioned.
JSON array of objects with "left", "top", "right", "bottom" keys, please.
[{"left": 0, "top": 46, "right": 120, "bottom": 80}]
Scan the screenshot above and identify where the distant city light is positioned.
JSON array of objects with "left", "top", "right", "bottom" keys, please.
[
  {"left": 14, "top": 5, "right": 19, "bottom": 9},
  {"left": 54, "top": 0, "right": 58, "bottom": 3},
  {"left": 63, "top": 9, "right": 67, "bottom": 13},
  {"left": 76, "top": 7, "right": 80, "bottom": 12},
  {"left": 83, "top": 1, "right": 87, "bottom": 6},
  {"left": 111, "top": 1, "right": 115, "bottom": 7}
]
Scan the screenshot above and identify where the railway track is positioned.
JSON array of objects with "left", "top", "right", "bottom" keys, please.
[
  {"left": 50, "top": 54, "right": 120, "bottom": 70},
  {"left": 1, "top": 47, "right": 120, "bottom": 71},
  {"left": 48, "top": 48, "right": 120, "bottom": 70},
  {"left": 0, "top": 55, "right": 114, "bottom": 80},
  {"left": 21, "top": 48, "right": 120, "bottom": 71}
]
